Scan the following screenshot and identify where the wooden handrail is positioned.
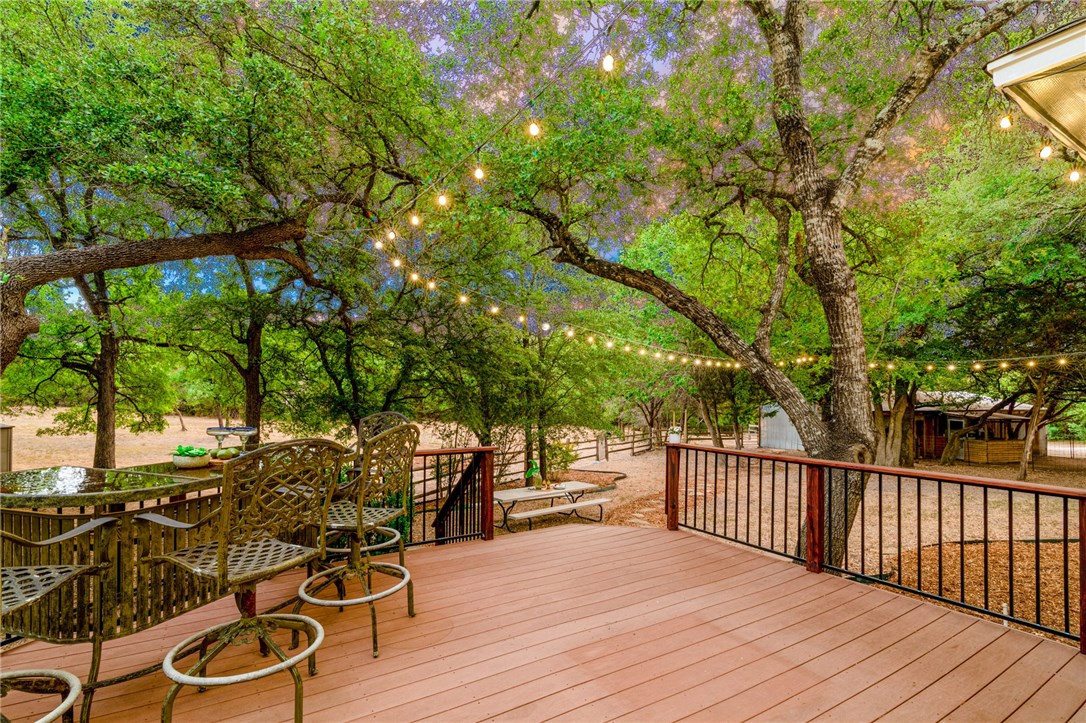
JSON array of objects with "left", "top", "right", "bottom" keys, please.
[
  {"left": 415, "top": 446, "right": 497, "bottom": 457},
  {"left": 665, "top": 443, "right": 1086, "bottom": 500}
]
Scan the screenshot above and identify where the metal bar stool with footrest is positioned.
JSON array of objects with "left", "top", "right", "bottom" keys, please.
[
  {"left": 133, "top": 438, "right": 345, "bottom": 722},
  {"left": 0, "top": 669, "right": 82, "bottom": 723},
  {"left": 1, "top": 516, "right": 117, "bottom": 723},
  {"left": 296, "top": 423, "right": 420, "bottom": 657}
]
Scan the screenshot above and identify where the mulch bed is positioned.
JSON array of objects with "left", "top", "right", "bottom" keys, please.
[{"left": 875, "top": 540, "right": 1080, "bottom": 645}]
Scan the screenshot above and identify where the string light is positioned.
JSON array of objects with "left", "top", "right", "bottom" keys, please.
[
  {"left": 999, "top": 115, "right": 1012, "bottom": 129},
  {"left": 1058, "top": 358, "right": 1068, "bottom": 365},
  {"left": 602, "top": 54, "right": 615, "bottom": 72},
  {"left": 517, "top": 315, "right": 526, "bottom": 323},
  {"left": 886, "top": 363, "right": 895, "bottom": 370},
  {"left": 387, "top": 230, "right": 396, "bottom": 241},
  {"left": 623, "top": 344, "right": 631, "bottom": 352},
  {"left": 391, "top": 258, "right": 402, "bottom": 268},
  {"left": 926, "top": 364, "right": 936, "bottom": 371},
  {"left": 528, "top": 121, "right": 541, "bottom": 137},
  {"left": 409, "top": 272, "right": 419, "bottom": 282},
  {"left": 946, "top": 364, "right": 957, "bottom": 371},
  {"left": 586, "top": 335, "right": 595, "bottom": 343},
  {"left": 639, "top": 348, "right": 647, "bottom": 356},
  {"left": 458, "top": 294, "right": 468, "bottom": 304},
  {"left": 680, "top": 357, "right": 688, "bottom": 364},
  {"left": 427, "top": 280, "right": 437, "bottom": 290},
  {"left": 566, "top": 329, "right": 575, "bottom": 337},
  {"left": 1000, "top": 362, "right": 1009, "bottom": 369},
  {"left": 1071, "top": 170, "right": 1082, "bottom": 183},
  {"left": 374, "top": 240, "right": 384, "bottom": 250},
  {"left": 490, "top": 305, "right": 500, "bottom": 314},
  {"left": 654, "top": 352, "right": 662, "bottom": 358},
  {"left": 606, "top": 340, "right": 614, "bottom": 348},
  {"left": 410, "top": 214, "right": 421, "bottom": 226},
  {"left": 1027, "top": 360, "right": 1036, "bottom": 367},
  {"left": 972, "top": 362, "right": 982, "bottom": 371},
  {"left": 474, "top": 166, "right": 485, "bottom": 181},
  {"left": 437, "top": 194, "right": 448, "bottom": 207},
  {"left": 1039, "top": 145, "right": 1053, "bottom": 160},
  {"left": 668, "top": 354, "right": 675, "bottom": 361},
  {"left": 541, "top": 323, "right": 551, "bottom": 331}
]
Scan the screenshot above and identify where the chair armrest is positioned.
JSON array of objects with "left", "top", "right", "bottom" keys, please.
[
  {"left": 0, "top": 516, "right": 117, "bottom": 548},
  {"left": 134, "top": 510, "right": 217, "bottom": 530}
]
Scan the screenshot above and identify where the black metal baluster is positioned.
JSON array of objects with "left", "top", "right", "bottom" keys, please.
[
  {"left": 1008, "top": 490, "right": 1015, "bottom": 618},
  {"left": 684, "top": 448, "right": 690, "bottom": 527},
  {"left": 771, "top": 462, "right": 777, "bottom": 552},
  {"left": 878, "top": 473, "right": 884, "bottom": 580},
  {"left": 916, "top": 477, "right": 922, "bottom": 592},
  {"left": 713, "top": 454, "right": 719, "bottom": 535},
  {"left": 1034, "top": 492, "right": 1041, "bottom": 626},
  {"left": 1062, "top": 497, "right": 1069, "bottom": 633},
  {"left": 938, "top": 481, "right": 944, "bottom": 597},
  {"left": 983, "top": 486, "right": 989, "bottom": 611},
  {"left": 745, "top": 457, "right": 751, "bottom": 543},
  {"left": 897, "top": 475, "right": 902, "bottom": 586},
  {"left": 959, "top": 483, "right": 966, "bottom": 604},
  {"left": 758, "top": 458, "right": 764, "bottom": 548}
]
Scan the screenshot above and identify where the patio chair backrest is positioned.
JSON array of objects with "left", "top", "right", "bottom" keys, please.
[
  {"left": 355, "top": 412, "right": 410, "bottom": 445},
  {"left": 355, "top": 424, "right": 420, "bottom": 527},
  {"left": 217, "top": 438, "right": 345, "bottom": 577},
  {"left": 338, "top": 412, "right": 412, "bottom": 497}
]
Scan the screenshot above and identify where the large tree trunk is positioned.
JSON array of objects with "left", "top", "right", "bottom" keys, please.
[
  {"left": 242, "top": 318, "right": 264, "bottom": 446},
  {"left": 1017, "top": 371, "right": 1047, "bottom": 481},
  {"left": 698, "top": 397, "right": 723, "bottom": 447},
  {"left": 872, "top": 384, "right": 915, "bottom": 467},
  {"left": 93, "top": 327, "right": 118, "bottom": 469}
]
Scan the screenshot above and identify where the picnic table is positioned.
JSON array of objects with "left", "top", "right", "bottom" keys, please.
[{"left": 493, "top": 481, "right": 610, "bottom": 531}]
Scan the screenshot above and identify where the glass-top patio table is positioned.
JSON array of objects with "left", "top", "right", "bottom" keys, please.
[
  {"left": 0, "top": 461, "right": 231, "bottom": 705},
  {"left": 0, "top": 463, "right": 222, "bottom": 509}
]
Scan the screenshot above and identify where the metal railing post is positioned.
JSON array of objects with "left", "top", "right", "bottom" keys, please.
[
  {"left": 805, "top": 465, "right": 824, "bottom": 573},
  {"left": 666, "top": 444, "right": 680, "bottom": 531}
]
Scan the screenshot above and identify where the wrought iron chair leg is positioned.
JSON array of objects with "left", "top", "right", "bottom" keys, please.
[
  {"left": 78, "top": 635, "right": 103, "bottom": 723},
  {"left": 259, "top": 630, "right": 306, "bottom": 723},
  {"left": 400, "top": 533, "right": 415, "bottom": 617},
  {"left": 162, "top": 681, "right": 183, "bottom": 722},
  {"left": 274, "top": 617, "right": 320, "bottom": 676}
]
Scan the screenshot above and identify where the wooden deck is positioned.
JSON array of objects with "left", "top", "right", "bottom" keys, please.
[{"left": 2, "top": 525, "right": 1084, "bottom": 722}]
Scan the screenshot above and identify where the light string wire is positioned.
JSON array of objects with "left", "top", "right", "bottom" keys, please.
[{"left": 331, "top": 0, "right": 635, "bottom": 259}]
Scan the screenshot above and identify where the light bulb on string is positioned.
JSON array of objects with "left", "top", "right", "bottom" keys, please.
[
  {"left": 528, "top": 121, "right": 541, "bottom": 137},
  {"left": 458, "top": 294, "right": 469, "bottom": 304},
  {"left": 410, "top": 213, "right": 420, "bottom": 226},
  {"left": 734, "top": 363, "right": 741, "bottom": 369},
  {"left": 602, "top": 54, "right": 615, "bottom": 72},
  {"left": 606, "top": 340, "right": 614, "bottom": 349},
  {"left": 926, "top": 364, "right": 935, "bottom": 371},
  {"left": 999, "top": 361, "right": 1009, "bottom": 369},
  {"left": 999, "top": 115, "right": 1012, "bottom": 129},
  {"left": 427, "top": 280, "right": 437, "bottom": 290},
  {"left": 490, "top": 305, "right": 500, "bottom": 315},
  {"left": 667, "top": 354, "right": 675, "bottom": 361},
  {"left": 680, "top": 357, "right": 688, "bottom": 364},
  {"left": 1039, "top": 145, "right": 1053, "bottom": 160},
  {"left": 694, "top": 358, "right": 702, "bottom": 365},
  {"left": 587, "top": 336, "right": 595, "bottom": 343},
  {"left": 654, "top": 352, "right": 662, "bottom": 359},
  {"left": 639, "top": 349, "right": 647, "bottom": 356},
  {"left": 374, "top": 240, "right": 384, "bottom": 250},
  {"left": 972, "top": 362, "right": 983, "bottom": 371},
  {"left": 517, "top": 314, "right": 526, "bottom": 323},
  {"left": 1071, "top": 170, "right": 1082, "bottom": 183},
  {"left": 623, "top": 345, "right": 631, "bottom": 352},
  {"left": 1058, "top": 358, "right": 1068, "bottom": 365},
  {"left": 409, "top": 272, "right": 419, "bottom": 282},
  {"left": 726, "top": 362, "right": 733, "bottom": 368},
  {"left": 566, "top": 329, "right": 575, "bottom": 338},
  {"left": 391, "top": 258, "right": 401, "bottom": 268},
  {"left": 947, "top": 363, "right": 957, "bottom": 371},
  {"left": 715, "top": 361, "right": 722, "bottom": 367},
  {"left": 387, "top": 230, "right": 396, "bottom": 241},
  {"left": 541, "top": 323, "right": 551, "bottom": 332},
  {"left": 437, "top": 194, "right": 448, "bottom": 207},
  {"left": 887, "top": 363, "right": 895, "bottom": 370},
  {"left": 1027, "top": 360, "right": 1036, "bottom": 368},
  {"left": 474, "top": 166, "right": 485, "bottom": 181}
]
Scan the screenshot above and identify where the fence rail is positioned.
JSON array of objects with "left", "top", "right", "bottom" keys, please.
[{"left": 665, "top": 443, "right": 1086, "bottom": 653}]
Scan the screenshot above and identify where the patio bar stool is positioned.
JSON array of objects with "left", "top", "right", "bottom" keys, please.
[
  {"left": 134, "top": 438, "right": 344, "bottom": 722},
  {"left": 1, "top": 516, "right": 117, "bottom": 723},
  {"left": 0, "top": 670, "right": 82, "bottom": 723},
  {"left": 297, "top": 423, "right": 420, "bottom": 657}
]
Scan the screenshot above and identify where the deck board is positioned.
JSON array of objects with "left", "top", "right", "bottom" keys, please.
[{"left": 1, "top": 525, "right": 1083, "bottom": 722}]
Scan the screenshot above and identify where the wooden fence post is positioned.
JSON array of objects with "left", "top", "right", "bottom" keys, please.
[
  {"left": 805, "top": 465, "right": 824, "bottom": 573},
  {"left": 666, "top": 444, "right": 680, "bottom": 531},
  {"left": 482, "top": 450, "right": 494, "bottom": 541}
]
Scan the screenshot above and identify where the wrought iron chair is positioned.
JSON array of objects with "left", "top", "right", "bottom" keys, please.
[
  {"left": 0, "top": 516, "right": 116, "bottom": 723},
  {"left": 134, "top": 439, "right": 345, "bottom": 723},
  {"left": 339, "top": 412, "right": 410, "bottom": 497},
  {"left": 297, "top": 423, "right": 420, "bottom": 657}
]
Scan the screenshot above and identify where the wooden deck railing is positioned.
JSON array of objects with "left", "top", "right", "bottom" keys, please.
[
  {"left": 665, "top": 443, "right": 1086, "bottom": 653},
  {"left": 415, "top": 447, "right": 494, "bottom": 546}
]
